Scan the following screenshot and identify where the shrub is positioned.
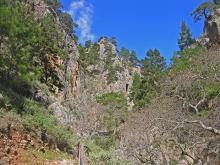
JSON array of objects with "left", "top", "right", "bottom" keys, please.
[
  {"left": 204, "top": 83, "right": 220, "bottom": 99},
  {"left": 23, "top": 99, "right": 78, "bottom": 146},
  {"left": 171, "top": 45, "right": 206, "bottom": 73},
  {"left": 96, "top": 92, "right": 128, "bottom": 132},
  {"left": 85, "top": 137, "right": 132, "bottom": 165},
  {"left": 96, "top": 92, "right": 127, "bottom": 109},
  {"left": 94, "top": 135, "right": 116, "bottom": 151}
]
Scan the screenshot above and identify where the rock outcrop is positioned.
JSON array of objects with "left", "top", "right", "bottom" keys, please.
[
  {"left": 203, "top": 8, "right": 220, "bottom": 44},
  {"left": 52, "top": 37, "right": 139, "bottom": 133}
]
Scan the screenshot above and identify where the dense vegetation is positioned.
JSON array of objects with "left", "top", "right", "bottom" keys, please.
[
  {"left": 130, "top": 49, "right": 166, "bottom": 108},
  {"left": 0, "top": 0, "right": 78, "bottom": 158},
  {"left": 0, "top": 0, "right": 71, "bottom": 89},
  {"left": 96, "top": 92, "right": 128, "bottom": 132},
  {"left": 88, "top": 92, "right": 130, "bottom": 164}
]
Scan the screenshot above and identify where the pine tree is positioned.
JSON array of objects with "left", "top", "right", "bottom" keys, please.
[
  {"left": 130, "top": 49, "right": 166, "bottom": 107},
  {"left": 43, "top": 0, "right": 62, "bottom": 11},
  {"left": 119, "top": 47, "right": 130, "bottom": 61},
  {"left": 129, "top": 50, "right": 138, "bottom": 66},
  {"left": 191, "top": 2, "right": 214, "bottom": 22},
  {"left": 178, "top": 21, "right": 194, "bottom": 51}
]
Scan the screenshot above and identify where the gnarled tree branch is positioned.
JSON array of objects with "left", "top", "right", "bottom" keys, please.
[
  {"left": 186, "top": 120, "right": 220, "bottom": 135},
  {"left": 175, "top": 86, "right": 206, "bottom": 115}
]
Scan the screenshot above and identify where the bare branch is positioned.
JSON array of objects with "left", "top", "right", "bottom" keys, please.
[
  {"left": 192, "top": 74, "right": 206, "bottom": 80},
  {"left": 155, "top": 118, "right": 220, "bottom": 135},
  {"left": 211, "top": 65, "right": 220, "bottom": 82},
  {"left": 214, "top": 91, "right": 220, "bottom": 100},
  {"left": 176, "top": 86, "right": 206, "bottom": 115},
  {"left": 186, "top": 120, "right": 220, "bottom": 135}
]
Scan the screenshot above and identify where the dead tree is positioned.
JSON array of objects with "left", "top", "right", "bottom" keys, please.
[{"left": 176, "top": 86, "right": 206, "bottom": 115}]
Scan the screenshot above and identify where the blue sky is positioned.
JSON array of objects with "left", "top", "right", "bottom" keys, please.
[{"left": 61, "top": 0, "right": 206, "bottom": 61}]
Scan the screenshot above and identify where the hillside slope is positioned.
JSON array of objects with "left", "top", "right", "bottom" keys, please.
[{"left": 118, "top": 47, "right": 220, "bottom": 164}]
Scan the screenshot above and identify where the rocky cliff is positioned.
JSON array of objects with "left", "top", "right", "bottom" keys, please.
[
  {"left": 26, "top": 0, "right": 138, "bottom": 137},
  {"left": 202, "top": 8, "right": 220, "bottom": 45}
]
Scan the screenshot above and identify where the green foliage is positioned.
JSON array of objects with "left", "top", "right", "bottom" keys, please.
[
  {"left": 130, "top": 73, "right": 145, "bottom": 107},
  {"left": 79, "top": 41, "right": 100, "bottom": 72},
  {"left": 96, "top": 92, "right": 127, "bottom": 109},
  {"left": 145, "top": 49, "right": 166, "bottom": 70},
  {"left": 197, "top": 109, "right": 209, "bottom": 117},
  {"left": 106, "top": 66, "right": 119, "bottom": 84},
  {"left": 38, "top": 14, "right": 65, "bottom": 58},
  {"left": 85, "top": 139, "right": 113, "bottom": 165},
  {"left": 109, "top": 37, "right": 117, "bottom": 46},
  {"left": 58, "top": 12, "right": 77, "bottom": 36},
  {"left": 0, "top": 0, "right": 43, "bottom": 82},
  {"left": 214, "top": 0, "right": 220, "bottom": 5},
  {"left": 170, "top": 160, "right": 179, "bottom": 165},
  {"left": 0, "top": 0, "right": 66, "bottom": 86},
  {"left": 129, "top": 50, "right": 139, "bottom": 66},
  {"left": 204, "top": 82, "right": 220, "bottom": 99},
  {"left": 171, "top": 45, "right": 206, "bottom": 73},
  {"left": 119, "top": 48, "right": 138, "bottom": 67},
  {"left": 130, "top": 49, "right": 166, "bottom": 108},
  {"left": 171, "top": 51, "right": 191, "bottom": 72},
  {"left": 119, "top": 47, "right": 130, "bottom": 61},
  {"left": 191, "top": 0, "right": 220, "bottom": 22},
  {"left": 141, "top": 49, "right": 166, "bottom": 92},
  {"left": 96, "top": 92, "right": 128, "bottom": 131},
  {"left": 0, "top": 83, "right": 78, "bottom": 149},
  {"left": 178, "top": 21, "right": 194, "bottom": 51},
  {"left": 94, "top": 136, "right": 116, "bottom": 151},
  {"left": 0, "top": 0, "right": 78, "bottom": 153},
  {"left": 104, "top": 43, "right": 119, "bottom": 84},
  {"left": 85, "top": 137, "right": 133, "bottom": 165},
  {"left": 43, "top": 0, "right": 62, "bottom": 11},
  {"left": 23, "top": 99, "right": 78, "bottom": 146}
]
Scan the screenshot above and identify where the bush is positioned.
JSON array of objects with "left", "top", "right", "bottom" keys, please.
[
  {"left": 171, "top": 45, "right": 206, "bottom": 73},
  {"left": 85, "top": 137, "right": 132, "bottom": 165},
  {"left": 96, "top": 92, "right": 127, "bottom": 109},
  {"left": 204, "top": 83, "right": 220, "bottom": 99},
  {"left": 31, "top": 149, "right": 72, "bottom": 161},
  {"left": 96, "top": 92, "right": 128, "bottom": 132},
  {"left": 94, "top": 135, "right": 116, "bottom": 151},
  {"left": 79, "top": 41, "right": 100, "bottom": 73},
  {"left": 23, "top": 99, "right": 78, "bottom": 146}
]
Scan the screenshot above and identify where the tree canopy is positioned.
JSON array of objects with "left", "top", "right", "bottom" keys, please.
[
  {"left": 130, "top": 49, "right": 166, "bottom": 108},
  {"left": 191, "top": 2, "right": 214, "bottom": 22},
  {"left": 43, "top": 0, "right": 62, "bottom": 11},
  {"left": 177, "top": 21, "right": 194, "bottom": 51}
]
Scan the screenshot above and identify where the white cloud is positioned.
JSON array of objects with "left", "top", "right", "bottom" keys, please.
[{"left": 68, "top": 0, "right": 95, "bottom": 43}]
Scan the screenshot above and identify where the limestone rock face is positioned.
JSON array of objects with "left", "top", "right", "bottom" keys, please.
[
  {"left": 204, "top": 10, "right": 220, "bottom": 44},
  {"left": 63, "top": 34, "right": 81, "bottom": 99},
  {"left": 26, "top": 0, "right": 50, "bottom": 17},
  {"left": 89, "top": 38, "right": 139, "bottom": 95}
]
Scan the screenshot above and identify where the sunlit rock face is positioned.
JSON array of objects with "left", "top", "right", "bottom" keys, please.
[{"left": 204, "top": 9, "right": 220, "bottom": 44}]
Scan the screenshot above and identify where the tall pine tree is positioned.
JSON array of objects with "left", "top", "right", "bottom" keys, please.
[{"left": 178, "top": 21, "right": 194, "bottom": 51}]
